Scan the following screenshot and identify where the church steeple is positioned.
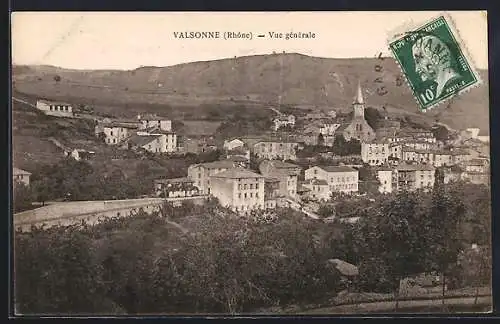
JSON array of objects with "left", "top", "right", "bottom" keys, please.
[
  {"left": 353, "top": 81, "right": 365, "bottom": 118},
  {"left": 353, "top": 81, "right": 364, "bottom": 105}
]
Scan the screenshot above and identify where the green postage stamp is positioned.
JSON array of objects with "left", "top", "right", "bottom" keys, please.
[{"left": 389, "top": 14, "right": 481, "bottom": 111}]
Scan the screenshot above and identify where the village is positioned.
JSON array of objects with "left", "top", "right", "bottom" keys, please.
[{"left": 13, "top": 81, "right": 491, "bottom": 222}]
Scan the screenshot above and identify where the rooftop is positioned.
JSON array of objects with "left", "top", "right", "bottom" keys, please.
[
  {"left": 13, "top": 167, "right": 31, "bottom": 176},
  {"left": 314, "top": 165, "right": 358, "bottom": 173},
  {"left": 210, "top": 168, "right": 264, "bottom": 179},
  {"left": 261, "top": 160, "right": 301, "bottom": 170},
  {"left": 37, "top": 99, "right": 72, "bottom": 106},
  {"left": 154, "top": 177, "right": 193, "bottom": 184},
  {"left": 127, "top": 134, "right": 162, "bottom": 147},
  {"left": 193, "top": 160, "right": 238, "bottom": 170},
  {"left": 328, "top": 259, "right": 359, "bottom": 277},
  {"left": 139, "top": 113, "right": 171, "bottom": 121}
]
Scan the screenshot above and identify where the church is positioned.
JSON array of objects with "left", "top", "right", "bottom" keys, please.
[{"left": 339, "top": 82, "right": 376, "bottom": 142}]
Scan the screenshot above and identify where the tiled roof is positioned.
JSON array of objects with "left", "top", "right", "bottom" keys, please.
[
  {"left": 196, "top": 160, "right": 237, "bottom": 169},
  {"left": 265, "top": 160, "right": 301, "bottom": 169},
  {"left": 140, "top": 114, "right": 171, "bottom": 121},
  {"left": 37, "top": 99, "right": 72, "bottom": 106},
  {"left": 13, "top": 167, "right": 31, "bottom": 175},
  {"left": 227, "top": 156, "right": 248, "bottom": 162},
  {"left": 328, "top": 259, "right": 359, "bottom": 277},
  {"left": 128, "top": 134, "right": 161, "bottom": 147},
  {"left": 154, "top": 177, "right": 192, "bottom": 184},
  {"left": 314, "top": 165, "right": 357, "bottom": 173},
  {"left": 211, "top": 168, "right": 264, "bottom": 179},
  {"left": 102, "top": 121, "right": 140, "bottom": 129}
]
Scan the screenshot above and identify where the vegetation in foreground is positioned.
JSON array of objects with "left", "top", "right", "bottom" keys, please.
[{"left": 14, "top": 180, "right": 491, "bottom": 315}]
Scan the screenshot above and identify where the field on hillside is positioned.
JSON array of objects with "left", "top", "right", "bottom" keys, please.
[{"left": 12, "top": 54, "right": 489, "bottom": 132}]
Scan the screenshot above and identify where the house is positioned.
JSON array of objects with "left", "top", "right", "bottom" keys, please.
[
  {"left": 97, "top": 121, "right": 140, "bottom": 145},
  {"left": 305, "top": 165, "right": 359, "bottom": 194},
  {"left": 442, "top": 165, "right": 465, "bottom": 184},
  {"left": 397, "top": 128, "right": 436, "bottom": 143},
  {"left": 137, "top": 114, "right": 172, "bottom": 132},
  {"left": 137, "top": 127, "right": 178, "bottom": 153},
  {"left": 433, "top": 150, "right": 454, "bottom": 167},
  {"left": 65, "top": 149, "right": 95, "bottom": 161},
  {"left": 13, "top": 167, "right": 31, "bottom": 187},
  {"left": 223, "top": 138, "right": 245, "bottom": 151},
  {"left": 154, "top": 177, "right": 199, "bottom": 198},
  {"left": 264, "top": 178, "right": 280, "bottom": 209},
  {"left": 253, "top": 140, "right": 299, "bottom": 161},
  {"left": 375, "top": 168, "right": 394, "bottom": 194},
  {"left": 187, "top": 160, "right": 238, "bottom": 195},
  {"left": 340, "top": 83, "right": 376, "bottom": 142},
  {"left": 394, "top": 163, "right": 435, "bottom": 191},
  {"left": 209, "top": 168, "right": 265, "bottom": 214},
  {"left": 301, "top": 179, "right": 330, "bottom": 201},
  {"left": 35, "top": 99, "right": 74, "bottom": 117},
  {"left": 272, "top": 114, "right": 296, "bottom": 131},
  {"left": 183, "top": 137, "right": 218, "bottom": 154},
  {"left": 126, "top": 134, "right": 164, "bottom": 153},
  {"left": 259, "top": 160, "right": 302, "bottom": 200},
  {"left": 361, "top": 141, "right": 390, "bottom": 166}
]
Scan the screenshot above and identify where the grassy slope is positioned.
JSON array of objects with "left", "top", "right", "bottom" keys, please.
[{"left": 13, "top": 53, "right": 489, "bottom": 131}]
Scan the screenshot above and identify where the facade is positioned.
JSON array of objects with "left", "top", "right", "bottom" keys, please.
[
  {"left": 376, "top": 169, "right": 394, "bottom": 194},
  {"left": 154, "top": 177, "right": 199, "bottom": 198},
  {"left": 126, "top": 133, "right": 176, "bottom": 153},
  {"left": 258, "top": 160, "right": 302, "bottom": 200},
  {"left": 341, "top": 83, "right": 376, "bottom": 142},
  {"left": 35, "top": 100, "right": 74, "bottom": 117},
  {"left": 97, "top": 121, "right": 140, "bottom": 145},
  {"left": 301, "top": 179, "right": 330, "bottom": 201},
  {"left": 361, "top": 141, "right": 390, "bottom": 166},
  {"left": 394, "top": 163, "right": 435, "bottom": 192},
  {"left": 273, "top": 114, "right": 296, "bottom": 131},
  {"left": 253, "top": 141, "right": 299, "bottom": 161},
  {"left": 13, "top": 167, "right": 31, "bottom": 187},
  {"left": 187, "top": 160, "right": 238, "bottom": 195},
  {"left": 137, "top": 114, "right": 172, "bottom": 132},
  {"left": 184, "top": 137, "right": 218, "bottom": 154},
  {"left": 65, "top": 149, "right": 95, "bottom": 161},
  {"left": 264, "top": 178, "right": 280, "bottom": 209},
  {"left": 223, "top": 138, "right": 245, "bottom": 151},
  {"left": 209, "top": 169, "right": 265, "bottom": 213},
  {"left": 305, "top": 165, "right": 359, "bottom": 194}
]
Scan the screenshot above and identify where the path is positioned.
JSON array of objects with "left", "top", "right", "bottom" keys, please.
[{"left": 297, "top": 295, "right": 492, "bottom": 314}]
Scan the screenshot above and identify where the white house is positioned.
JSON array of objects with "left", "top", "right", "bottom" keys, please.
[
  {"left": 137, "top": 113, "right": 172, "bottom": 132},
  {"left": 36, "top": 100, "right": 74, "bottom": 117},
  {"left": 223, "top": 138, "right": 245, "bottom": 151},
  {"left": 272, "top": 114, "right": 296, "bottom": 131},
  {"left": 13, "top": 167, "right": 31, "bottom": 187},
  {"left": 305, "top": 165, "right": 359, "bottom": 194}
]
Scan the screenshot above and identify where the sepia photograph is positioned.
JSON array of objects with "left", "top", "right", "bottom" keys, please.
[{"left": 10, "top": 11, "right": 491, "bottom": 316}]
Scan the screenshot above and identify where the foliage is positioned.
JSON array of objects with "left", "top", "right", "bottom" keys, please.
[
  {"left": 358, "top": 165, "right": 381, "bottom": 195},
  {"left": 13, "top": 183, "right": 33, "bottom": 213},
  {"left": 332, "top": 135, "right": 361, "bottom": 156},
  {"left": 431, "top": 125, "right": 451, "bottom": 142},
  {"left": 364, "top": 107, "right": 383, "bottom": 130}
]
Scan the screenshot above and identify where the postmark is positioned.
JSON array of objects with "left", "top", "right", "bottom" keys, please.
[{"left": 388, "top": 14, "right": 481, "bottom": 111}]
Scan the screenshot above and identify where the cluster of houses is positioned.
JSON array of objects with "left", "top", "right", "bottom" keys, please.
[
  {"left": 94, "top": 114, "right": 178, "bottom": 154},
  {"left": 152, "top": 82, "right": 490, "bottom": 214},
  {"left": 23, "top": 82, "right": 489, "bottom": 216}
]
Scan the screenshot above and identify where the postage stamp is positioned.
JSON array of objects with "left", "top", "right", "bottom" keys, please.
[{"left": 388, "top": 14, "right": 481, "bottom": 111}]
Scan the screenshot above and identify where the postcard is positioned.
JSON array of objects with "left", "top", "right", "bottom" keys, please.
[{"left": 11, "top": 11, "right": 491, "bottom": 316}]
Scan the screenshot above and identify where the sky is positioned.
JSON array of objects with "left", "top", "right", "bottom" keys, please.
[{"left": 11, "top": 11, "right": 488, "bottom": 70}]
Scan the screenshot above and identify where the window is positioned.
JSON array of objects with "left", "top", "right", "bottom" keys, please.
[
  {"left": 244, "top": 184, "right": 247, "bottom": 190},
  {"left": 256, "top": 193, "right": 259, "bottom": 198},
  {"left": 256, "top": 183, "right": 259, "bottom": 189},
  {"left": 244, "top": 193, "right": 247, "bottom": 199},
  {"left": 238, "top": 193, "right": 241, "bottom": 198},
  {"left": 250, "top": 184, "right": 254, "bottom": 189},
  {"left": 250, "top": 193, "right": 253, "bottom": 198}
]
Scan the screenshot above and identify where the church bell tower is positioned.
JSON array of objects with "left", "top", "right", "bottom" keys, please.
[{"left": 353, "top": 81, "right": 365, "bottom": 119}]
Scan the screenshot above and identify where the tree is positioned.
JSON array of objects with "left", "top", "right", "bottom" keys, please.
[
  {"left": 424, "top": 179, "right": 467, "bottom": 309},
  {"left": 13, "top": 183, "right": 32, "bottom": 213},
  {"left": 364, "top": 107, "right": 383, "bottom": 130},
  {"left": 317, "top": 133, "right": 325, "bottom": 147},
  {"left": 358, "top": 165, "right": 381, "bottom": 195},
  {"left": 53, "top": 75, "right": 61, "bottom": 82},
  {"left": 432, "top": 125, "right": 451, "bottom": 141}
]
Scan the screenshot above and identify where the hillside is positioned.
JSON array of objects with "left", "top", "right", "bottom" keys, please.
[{"left": 12, "top": 53, "right": 489, "bottom": 131}]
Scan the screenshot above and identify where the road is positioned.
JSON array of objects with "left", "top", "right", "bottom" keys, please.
[{"left": 297, "top": 295, "right": 492, "bottom": 314}]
